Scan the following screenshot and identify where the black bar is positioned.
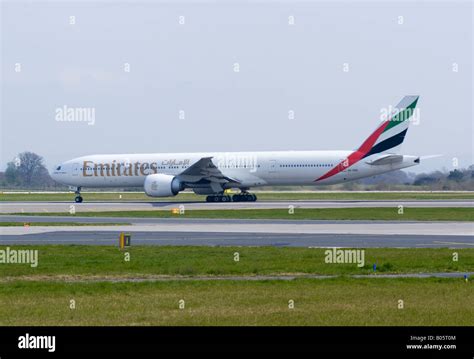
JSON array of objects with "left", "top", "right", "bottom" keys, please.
[{"left": 0, "top": 326, "right": 472, "bottom": 356}]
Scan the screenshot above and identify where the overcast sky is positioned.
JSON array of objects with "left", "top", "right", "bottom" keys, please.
[{"left": 1, "top": 0, "right": 472, "bottom": 174}]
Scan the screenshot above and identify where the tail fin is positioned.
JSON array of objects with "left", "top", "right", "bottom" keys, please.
[
  {"left": 315, "top": 96, "right": 419, "bottom": 182},
  {"left": 358, "top": 95, "right": 419, "bottom": 158}
]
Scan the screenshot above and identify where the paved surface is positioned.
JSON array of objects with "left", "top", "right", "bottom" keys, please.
[
  {"left": 1, "top": 214, "right": 472, "bottom": 248},
  {"left": 1, "top": 215, "right": 470, "bottom": 226},
  {"left": 1, "top": 230, "right": 473, "bottom": 248},
  {"left": 0, "top": 199, "right": 472, "bottom": 213},
  {"left": 1, "top": 216, "right": 472, "bottom": 235}
]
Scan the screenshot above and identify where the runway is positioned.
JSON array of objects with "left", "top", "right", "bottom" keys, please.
[
  {"left": 1, "top": 231, "right": 472, "bottom": 248},
  {"left": 1, "top": 216, "right": 473, "bottom": 248},
  {"left": 0, "top": 199, "right": 472, "bottom": 213}
]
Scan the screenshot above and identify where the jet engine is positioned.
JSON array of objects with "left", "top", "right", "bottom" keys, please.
[{"left": 144, "top": 174, "right": 183, "bottom": 197}]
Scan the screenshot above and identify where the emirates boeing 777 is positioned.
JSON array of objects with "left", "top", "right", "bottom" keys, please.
[{"left": 51, "top": 96, "right": 421, "bottom": 203}]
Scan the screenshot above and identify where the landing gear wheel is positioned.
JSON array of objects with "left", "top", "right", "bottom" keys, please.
[
  {"left": 206, "top": 194, "right": 232, "bottom": 202},
  {"left": 73, "top": 187, "right": 83, "bottom": 203},
  {"left": 232, "top": 192, "right": 257, "bottom": 202}
]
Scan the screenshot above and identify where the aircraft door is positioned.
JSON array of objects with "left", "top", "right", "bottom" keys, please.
[
  {"left": 72, "top": 163, "right": 80, "bottom": 176},
  {"left": 266, "top": 159, "right": 279, "bottom": 179},
  {"left": 269, "top": 160, "right": 277, "bottom": 173}
]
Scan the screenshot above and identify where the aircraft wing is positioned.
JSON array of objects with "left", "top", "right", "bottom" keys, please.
[{"left": 177, "top": 157, "right": 240, "bottom": 184}]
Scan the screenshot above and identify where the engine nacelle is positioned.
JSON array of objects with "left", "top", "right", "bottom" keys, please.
[{"left": 144, "top": 174, "right": 183, "bottom": 197}]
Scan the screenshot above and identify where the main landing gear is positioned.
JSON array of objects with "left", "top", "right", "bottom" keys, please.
[
  {"left": 74, "top": 187, "right": 83, "bottom": 203},
  {"left": 206, "top": 191, "right": 257, "bottom": 202},
  {"left": 231, "top": 192, "right": 257, "bottom": 202},
  {"left": 206, "top": 194, "right": 232, "bottom": 202}
]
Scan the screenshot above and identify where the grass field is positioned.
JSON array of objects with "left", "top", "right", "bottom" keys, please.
[
  {"left": 0, "top": 278, "right": 472, "bottom": 325},
  {"left": 1, "top": 246, "right": 472, "bottom": 326},
  {"left": 1, "top": 191, "right": 474, "bottom": 202},
  {"left": 0, "top": 222, "right": 129, "bottom": 227},
  {"left": 12, "top": 207, "right": 474, "bottom": 221},
  {"left": 1, "top": 246, "right": 472, "bottom": 278}
]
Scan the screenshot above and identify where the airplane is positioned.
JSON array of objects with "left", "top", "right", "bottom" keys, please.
[{"left": 51, "top": 96, "right": 421, "bottom": 203}]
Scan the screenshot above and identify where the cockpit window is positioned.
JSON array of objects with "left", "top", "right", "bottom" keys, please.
[{"left": 56, "top": 166, "right": 61, "bottom": 171}]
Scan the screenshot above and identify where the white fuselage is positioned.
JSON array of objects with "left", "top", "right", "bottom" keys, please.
[{"left": 51, "top": 150, "right": 419, "bottom": 193}]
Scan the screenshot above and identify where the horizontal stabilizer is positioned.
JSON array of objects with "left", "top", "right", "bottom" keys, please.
[{"left": 366, "top": 154, "right": 403, "bottom": 166}]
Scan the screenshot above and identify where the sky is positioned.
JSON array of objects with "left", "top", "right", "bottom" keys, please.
[{"left": 1, "top": 0, "right": 472, "bottom": 174}]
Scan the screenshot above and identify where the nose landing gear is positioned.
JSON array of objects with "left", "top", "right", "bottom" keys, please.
[{"left": 74, "top": 187, "right": 83, "bottom": 203}]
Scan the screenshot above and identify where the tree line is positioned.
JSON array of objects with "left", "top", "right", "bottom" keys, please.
[{"left": 1, "top": 152, "right": 61, "bottom": 189}]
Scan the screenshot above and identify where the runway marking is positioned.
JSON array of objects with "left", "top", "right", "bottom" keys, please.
[{"left": 433, "top": 241, "right": 474, "bottom": 246}]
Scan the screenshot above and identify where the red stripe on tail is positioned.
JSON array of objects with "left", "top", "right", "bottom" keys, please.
[{"left": 315, "top": 121, "right": 389, "bottom": 182}]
